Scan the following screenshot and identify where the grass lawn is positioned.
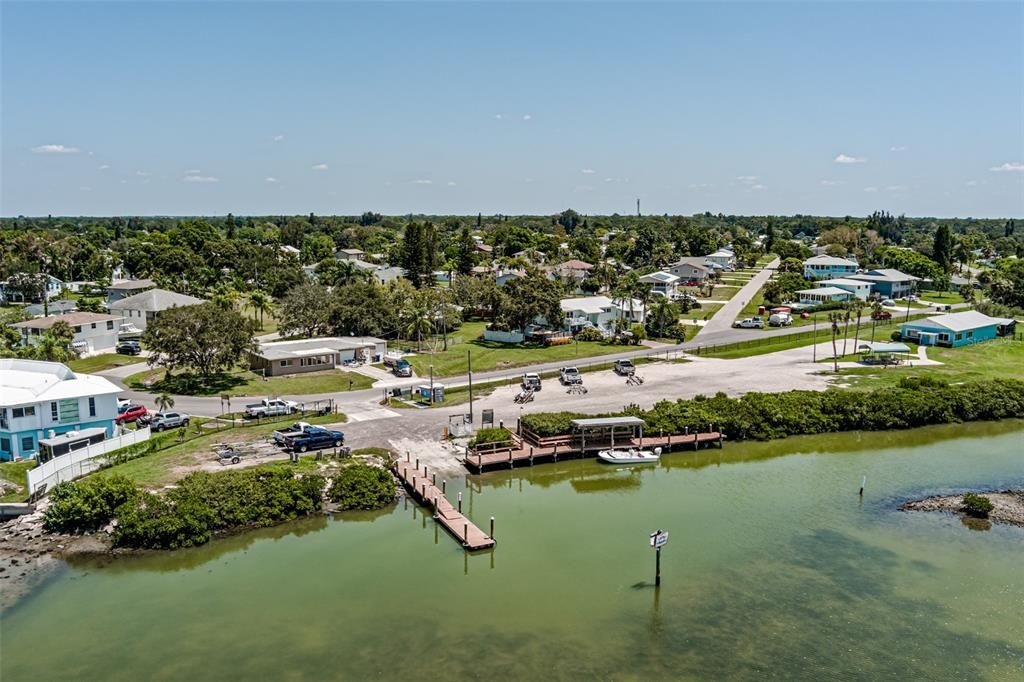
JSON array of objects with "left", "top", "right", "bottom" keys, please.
[
  {"left": 96, "top": 413, "right": 345, "bottom": 488},
  {"left": 837, "top": 338, "right": 1024, "bottom": 390},
  {"left": 917, "top": 290, "right": 967, "bottom": 305},
  {"left": 400, "top": 321, "right": 634, "bottom": 378},
  {"left": 0, "top": 460, "right": 34, "bottom": 502},
  {"left": 68, "top": 353, "right": 141, "bottom": 374},
  {"left": 126, "top": 366, "right": 373, "bottom": 397},
  {"left": 707, "top": 286, "right": 741, "bottom": 301},
  {"left": 681, "top": 303, "right": 722, "bottom": 321},
  {"left": 241, "top": 306, "right": 281, "bottom": 335}
]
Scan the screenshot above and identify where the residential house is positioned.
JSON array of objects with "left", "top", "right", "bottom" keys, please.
[
  {"left": 795, "top": 287, "right": 855, "bottom": 305},
  {"left": 108, "top": 289, "right": 205, "bottom": 332},
  {"left": 370, "top": 265, "right": 407, "bottom": 285},
  {"left": 473, "top": 243, "right": 493, "bottom": 255},
  {"left": 900, "top": 311, "right": 1015, "bottom": 348},
  {"left": 280, "top": 245, "right": 301, "bottom": 257},
  {"left": 495, "top": 269, "right": 526, "bottom": 287},
  {"left": 0, "top": 359, "right": 121, "bottom": 460},
  {"left": 0, "top": 274, "right": 64, "bottom": 304},
  {"left": 512, "top": 249, "right": 546, "bottom": 265},
  {"left": 12, "top": 312, "right": 124, "bottom": 356},
  {"left": 559, "top": 296, "right": 645, "bottom": 335},
  {"left": 665, "top": 257, "right": 713, "bottom": 285},
  {"left": 335, "top": 248, "right": 365, "bottom": 262},
  {"left": 106, "top": 279, "right": 156, "bottom": 304},
  {"left": 25, "top": 299, "right": 78, "bottom": 317},
  {"left": 64, "top": 280, "right": 97, "bottom": 294},
  {"left": 816, "top": 278, "right": 872, "bottom": 301},
  {"left": 848, "top": 269, "right": 920, "bottom": 299},
  {"left": 638, "top": 271, "right": 681, "bottom": 298},
  {"left": 704, "top": 249, "right": 736, "bottom": 270},
  {"left": 249, "top": 337, "right": 387, "bottom": 377},
  {"left": 803, "top": 255, "right": 858, "bottom": 280}
]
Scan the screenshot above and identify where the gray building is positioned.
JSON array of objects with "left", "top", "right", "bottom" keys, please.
[
  {"left": 250, "top": 337, "right": 388, "bottom": 377},
  {"left": 109, "top": 288, "right": 205, "bottom": 331},
  {"left": 106, "top": 279, "right": 157, "bottom": 304}
]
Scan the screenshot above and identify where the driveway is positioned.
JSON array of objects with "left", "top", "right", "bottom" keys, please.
[{"left": 696, "top": 258, "right": 779, "bottom": 337}]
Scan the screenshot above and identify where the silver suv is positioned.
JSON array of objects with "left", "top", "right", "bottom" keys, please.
[{"left": 150, "top": 411, "right": 190, "bottom": 431}]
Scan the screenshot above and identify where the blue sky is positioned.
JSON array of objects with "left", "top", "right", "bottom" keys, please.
[{"left": 2, "top": 1, "right": 1022, "bottom": 218}]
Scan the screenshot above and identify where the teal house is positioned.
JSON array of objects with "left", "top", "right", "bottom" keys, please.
[{"left": 900, "top": 311, "right": 1014, "bottom": 348}]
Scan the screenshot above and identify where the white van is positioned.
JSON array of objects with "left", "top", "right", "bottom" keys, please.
[{"left": 768, "top": 312, "right": 793, "bottom": 327}]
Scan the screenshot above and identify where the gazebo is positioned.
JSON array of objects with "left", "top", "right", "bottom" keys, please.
[
  {"left": 857, "top": 341, "right": 912, "bottom": 366},
  {"left": 571, "top": 416, "right": 646, "bottom": 454}
]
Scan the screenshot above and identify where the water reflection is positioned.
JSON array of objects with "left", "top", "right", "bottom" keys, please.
[{"left": 960, "top": 515, "right": 993, "bottom": 532}]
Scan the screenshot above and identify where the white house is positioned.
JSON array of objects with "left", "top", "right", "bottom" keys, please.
[
  {"left": 665, "top": 257, "right": 713, "bottom": 284},
  {"left": 638, "top": 271, "right": 680, "bottom": 298},
  {"left": 109, "top": 289, "right": 205, "bottom": 331},
  {"left": 335, "top": 248, "right": 365, "bottom": 262},
  {"left": 106, "top": 279, "right": 156, "bottom": 304},
  {"left": 0, "top": 359, "right": 121, "bottom": 461},
  {"left": 560, "top": 296, "right": 645, "bottom": 334},
  {"left": 704, "top": 250, "right": 736, "bottom": 270},
  {"left": 817, "top": 278, "right": 872, "bottom": 301},
  {"left": 803, "top": 255, "right": 858, "bottom": 280},
  {"left": 796, "top": 287, "right": 854, "bottom": 305},
  {"left": 249, "top": 337, "right": 388, "bottom": 377},
  {"left": 12, "top": 312, "right": 124, "bottom": 356},
  {"left": 0, "top": 274, "right": 64, "bottom": 304}
]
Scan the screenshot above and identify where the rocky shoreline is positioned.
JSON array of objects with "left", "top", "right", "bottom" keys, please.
[{"left": 900, "top": 490, "right": 1024, "bottom": 528}]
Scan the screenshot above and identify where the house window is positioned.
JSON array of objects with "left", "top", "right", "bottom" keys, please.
[
  {"left": 0, "top": 438, "right": 10, "bottom": 454},
  {"left": 58, "top": 398, "right": 80, "bottom": 424},
  {"left": 88, "top": 397, "right": 96, "bottom": 417},
  {"left": 280, "top": 360, "right": 290, "bottom": 367},
  {"left": 74, "top": 325, "right": 82, "bottom": 333},
  {"left": 91, "top": 323, "right": 97, "bottom": 329},
  {"left": 0, "top": 409, "right": 7, "bottom": 430},
  {"left": 966, "top": 331, "right": 974, "bottom": 338},
  {"left": 12, "top": 406, "right": 35, "bottom": 418},
  {"left": 21, "top": 436, "right": 34, "bottom": 452},
  {"left": 955, "top": 333, "right": 962, "bottom": 341},
  {"left": 51, "top": 402, "right": 58, "bottom": 420},
  {"left": 107, "top": 321, "right": 114, "bottom": 330}
]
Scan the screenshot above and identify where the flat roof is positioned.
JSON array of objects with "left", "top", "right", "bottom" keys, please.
[
  {"left": 858, "top": 342, "right": 911, "bottom": 354},
  {"left": 571, "top": 416, "right": 645, "bottom": 428},
  {"left": 39, "top": 427, "right": 107, "bottom": 447},
  {"left": 12, "top": 312, "right": 123, "bottom": 329},
  {"left": 797, "top": 287, "right": 851, "bottom": 297}
]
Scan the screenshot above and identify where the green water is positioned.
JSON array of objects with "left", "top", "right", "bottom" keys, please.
[{"left": 3, "top": 421, "right": 1023, "bottom": 681}]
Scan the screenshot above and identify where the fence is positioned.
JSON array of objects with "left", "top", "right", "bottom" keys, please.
[
  {"left": 27, "top": 428, "right": 152, "bottom": 495},
  {"left": 688, "top": 317, "right": 911, "bottom": 357}
]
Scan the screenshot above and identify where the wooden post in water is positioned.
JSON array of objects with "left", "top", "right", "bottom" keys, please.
[
  {"left": 416, "top": 458, "right": 420, "bottom": 470},
  {"left": 442, "top": 479, "right": 447, "bottom": 494},
  {"left": 509, "top": 450, "right": 513, "bottom": 469},
  {"left": 458, "top": 491, "right": 462, "bottom": 513},
  {"left": 432, "top": 472, "right": 436, "bottom": 486},
  {"left": 490, "top": 517, "right": 495, "bottom": 540},
  {"left": 859, "top": 475, "right": 866, "bottom": 497},
  {"left": 464, "top": 523, "right": 469, "bottom": 544},
  {"left": 406, "top": 451, "right": 410, "bottom": 462},
  {"left": 656, "top": 547, "right": 662, "bottom": 587},
  {"left": 553, "top": 443, "right": 558, "bottom": 461}
]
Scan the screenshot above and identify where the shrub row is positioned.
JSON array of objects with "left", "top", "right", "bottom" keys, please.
[
  {"left": 521, "top": 379, "right": 1024, "bottom": 441},
  {"left": 469, "top": 427, "right": 514, "bottom": 449}
]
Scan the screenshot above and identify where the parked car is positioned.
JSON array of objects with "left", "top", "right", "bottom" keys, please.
[
  {"left": 903, "top": 294, "right": 919, "bottom": 302},
  {"left": 613, "top": 359, "right": 636, "bottom": 376},
  {"left": 880, "top": 298, "right": 896, "bottom": 307},
  {"left": 768, "top": 313, "right": 792, "bottom": 327},
  {"left": 733, "top": 318, "right": 765, "bottom": 329},
  {"left": 150, "top": 411, "right": 190, "bottom": 431},
  {"left": 559, "top": 366, "right": 582, "bottom": 385},
  {"left": 521, "top": 373, "right": 542, "bottom": 391},
  {"left": 872, "top": 309, "right": 892, "bottom": 321},
  {"left": 272, "top": 421, "right": 322, "bottom": 446},
  {"left": 116, "top": 340, "right": 142, "bottom": 355},
  {"left": 393, "top": 359, "right": 413, "bottom": 377},
  {"left": 285, "top": 428, "right": 345, "bottom": 453},
  {"left": 243, "top": 398, "right": 299, "bottom": 419},
  {"left": 115, "top": 403, "right": 148, "bottom": 424}
]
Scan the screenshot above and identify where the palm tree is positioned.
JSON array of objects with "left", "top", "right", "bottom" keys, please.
[
  {"left": 156, "top": 393, "right": 175, "bottom": 412},
  {"left": 402, "top": 294, "right": 434, "bottom": 352},
  {"left": 852, "top": 301, "right": 865, "bottom": 348},
  {"left": 632, "top": 281, "right": 653, "bottom": 329},
  {"left": 870, "top": 301, "right": 883, "bottom": 342},
  {"left": 248, "top": 290, "right": 273, "bottom": 329},
  {"left": 650, "top": 296, "right": 678, "bottom": 339},
  {"left": 840, "top": 303, "right": 853, "bottom": 356},
  {"left": 828, "top": 312, "right": 844, "bottom": 373}
]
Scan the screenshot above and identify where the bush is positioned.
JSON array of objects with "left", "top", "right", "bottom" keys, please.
[
  {"left": 329, "top": 464, "right": 396, "bottom": 511},
  {"left": 962, "top": 493, "right": 994, "bottom": 518},
  {"left": 573, "top": 327, "right": 603, "bottom": 342},
  {"left": 469, "top": 427, "right": 513, "bottom": 449},
  {"left": 43, "top": 475, "right": 140, "bottom": 533}
]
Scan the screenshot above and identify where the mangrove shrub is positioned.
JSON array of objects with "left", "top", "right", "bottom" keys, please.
[
  {"left": 329, "top": 464, "right": 396, "bottom": 511},
  {"left": 43, "top": 475, "right": 139, "bottom": 533}
]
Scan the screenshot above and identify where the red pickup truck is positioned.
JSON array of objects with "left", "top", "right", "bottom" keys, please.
[{"left": 115, "top": 403, "right": 148, "bottom": 424}]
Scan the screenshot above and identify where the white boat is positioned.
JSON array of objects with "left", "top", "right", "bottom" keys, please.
[{"left": 598, "top": 447, "right": 661, "bottom": 465}]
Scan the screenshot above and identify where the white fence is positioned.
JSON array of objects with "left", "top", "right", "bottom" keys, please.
[{"left": 27, "top": 427, "right": 152, "bottom": 495}]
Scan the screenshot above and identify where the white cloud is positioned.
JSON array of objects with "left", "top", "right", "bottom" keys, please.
[
  {"left": 494, "top": 114, "right": 502, "bottom": 120},
  {"left": 889, "top": 146, "right": 907, "bottom": 152},
  {"left": 265, "top": 177, "right": 278, "bottom": 183},
  {"left": 819, "top": 180, "right": 844, "bottom": 186},
  {"left": 522, "top": 114, "right": 532, "bottom": 120},
  {"left": 574, "top": 184, "right": 593, "bottom": 192},
  {"left": 32, "top": 144, "right": 80, "bottom": 154},
  {"left": 835, "top": 154, "right": 866, "bottom": 164},
  {"left": 311, "top": 163, "right": 329, "bottom": 171},
  {"left": 413, "top": 179, "right": 432, "bottom": 185},
  {"left": 965, "top": 180, "right": 978, "bottom": 186},
  {"left": 736, "top": 175, "right": 759, "bottom": 184},
  {"left": 525, "top": 178, "right": 533, "bottom": 183},
  {"left": 447, "top": 181, "right": 457, "bottom": 187},
  {"left": 582, "top": 169, "right": 595, "bottom": 174},
  {"left": 183, "top": 175, "right": 220, "bottom": 183},
  {"left": 863, "top": 186, "right": 878, "bottom": 193},
  {"left": 135, "top": 171, "right": 150, "bottom": 177},
  {"left": 79, "top": 186, "right": 91, "bottom": 192},
  {"left": 120, "top": 179, "right": 127, "bottom": 185},
  {"left": 688, "top": 183, "right": 714, "bottom": 189},
  {"left": 605, "top": 178, "right": 613, "bottom": 182},
  {"left": 989, "top": 161, "right": 1024, "bottom": 172},
  {"left": 886, "top": 185, "right": 908, "bottom": 192},
  {"left": 751, "top": 184, "right": 767, "bottom": 190},
  {"left": 98, "top": 164, "right": 110, "bottom": 170},
  {"left": 273, "top": 134, "right": 285, "bottom": 142},
  {"left": 184, "top": 169, "right": 201, "bottom": 175}
]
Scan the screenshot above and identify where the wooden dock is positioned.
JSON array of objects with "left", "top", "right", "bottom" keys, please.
[
  {"left": 464, "top": 431, "right": 723, "bottom": 473},
  {"left": 393, "top": 459, "right": 495, "bottom": 551}
]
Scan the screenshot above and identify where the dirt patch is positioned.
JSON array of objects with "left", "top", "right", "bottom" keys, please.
[{"left": 900, "top": 490, "right": 1024, "bottom": 528}]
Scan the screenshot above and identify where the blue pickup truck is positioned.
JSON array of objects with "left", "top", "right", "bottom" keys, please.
[{"left": 284, "top": 428, "right": 345, "bottom": 452}]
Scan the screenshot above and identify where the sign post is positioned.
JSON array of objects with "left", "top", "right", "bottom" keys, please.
[{"left": 649, "top": 529, "right": 669, "bottom": 587}]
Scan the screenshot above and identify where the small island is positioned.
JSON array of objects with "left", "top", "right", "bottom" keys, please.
[{"left": 901, "top": 490, "right": 1024, "bottom": 528}]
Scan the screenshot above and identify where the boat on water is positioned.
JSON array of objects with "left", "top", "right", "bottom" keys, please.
[{"left": 598, "top": 447, "right": 662, "bottom": 465}]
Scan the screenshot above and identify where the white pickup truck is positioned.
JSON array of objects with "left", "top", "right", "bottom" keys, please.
[
  {"left": 559, "top": 366, "right": 582, "bottom": 385},
  {"left": 244, "top": 398, "right": 299, "bottom": 419},
  {"left": 272, "top": 421, "right": 320, "bottom": 446}
]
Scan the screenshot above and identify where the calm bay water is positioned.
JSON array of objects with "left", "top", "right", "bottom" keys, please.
[{"left": 3, "top": 421, "right": 1023, "bottom": 680}]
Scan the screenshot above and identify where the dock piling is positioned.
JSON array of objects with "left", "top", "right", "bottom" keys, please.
[
  {"left": 490, "top": 516, "right": 494, "bottom": 539},
  {"left": 458, "top": 491, "right": 462, "bottom": 513}
]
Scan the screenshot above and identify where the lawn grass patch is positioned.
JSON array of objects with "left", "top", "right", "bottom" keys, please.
[
  {"left": 68, "top": 353, "right": 141, "bottom": 374},
  {"left": 0, "top": 460, "right": 34, "bottom": 502},
  {"left": 126, "top": 366, "right": 372, "bottom": 396}
]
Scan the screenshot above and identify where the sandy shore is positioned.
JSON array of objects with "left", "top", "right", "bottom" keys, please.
[{"left": 900, "top": 490, "right": 1024, "bottom": 528}]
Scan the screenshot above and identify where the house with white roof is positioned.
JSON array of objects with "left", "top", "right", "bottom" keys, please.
[
  {"left": 335, "top": 248, "right": 365, "bottom": 262},
  {"left": 249, "top": 337, "right": 387, "bottom": 377},
  {"left": 559, "top": 296, "right": 645, "bottom": 334},
  {"left": 12, "top": 312, "right": 124, "bottom": 356},
  {"left": 108, "top": 289, "right": 205, "bottom": 331},
  {"left": 803, "top": 255, "right": 858, "bottom": 281},
  {"left": 816, "top": 278, "right": 872, "bottom": 301},
  {"left": 704, "top": 250, "right": 736, "bottom": 270},
  {"left": 106, "top": 279, "right": 156, "bottom": 304},
  {"left": 796, "top": 287, "right": 855, "bottom": 305},
  {"left": 900, "top": 311, "right": 1015, "bottom": 348},
  {"left": 638, "top": 271, "right": 681, "bottom": 298},
  {"left": 848, "top": 269, "right": 920, "bottom": 299},
  {"left": 0, "top": 274, "right": 64, "bottom": 304},
  {"left": 665, "top": 257, "right": 713, "bottom": 284},
  {"left": 0, "top": 359, "right": 121, "bottom": 460}
]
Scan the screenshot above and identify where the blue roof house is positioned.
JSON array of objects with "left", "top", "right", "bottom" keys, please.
[
  {"left": 900, "top": 311, "right": 1013, "bottom": 347},
  {"left": 803, "top": 255, "right": 858, "bottom": 281},
  {"left": 849, "top": 269, "right": 919, "bottom": 299}
]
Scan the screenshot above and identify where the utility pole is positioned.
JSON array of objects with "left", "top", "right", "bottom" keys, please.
[
  {"left": 429, "top": 364, "right": 434, "bottom": 405},
  {"left": 636, "top": 198, "right": 641, "bottom": 217},
  {"left": 467, "top": 350, "right": 474, "bottom": 423},
  {"left": 812, "top": 313, "right": 817, "bottom": 362}
]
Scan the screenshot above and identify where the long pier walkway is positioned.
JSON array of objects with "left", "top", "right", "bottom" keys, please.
[
  {"left": 464, "top": 431, "right": 723, "bottom": 473},
  {"left": 393, "top": 457, "right": 495, "bottom": 551}
]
